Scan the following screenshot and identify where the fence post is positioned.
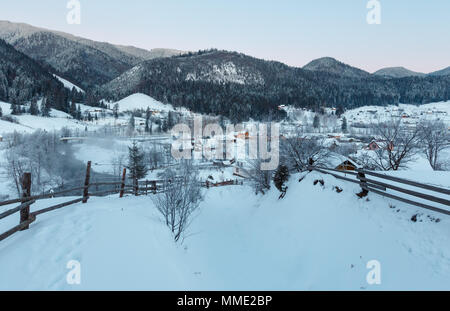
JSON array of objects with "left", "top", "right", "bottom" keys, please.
[
  {"left": 145, "top": 180, "right": 148, "bottom": 196},
  {"left": 19, "top": 173, "right": 32, "bottom": 231},
  {"left": 357, "top": 171, "right": 369, "bottom": 198},
  {"left": 134, "top": 177, "right": 139, "bottom": 196},
  {"left": 120, "top": 168, "right": 126, "bottom": 198},
  {"left": 82, "top": 161, "right": 91, "bottom": 203},
  {"left": 308, "top": 158, "right": 314, "bottom": 172}
]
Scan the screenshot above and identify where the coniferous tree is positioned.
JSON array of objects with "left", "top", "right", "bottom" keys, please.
[
  {"left": 41, "top": 98, "right": 51, "bottom": 117},
  {"left": 274, "top": 165, "right": 290, "bottom": 193},
  {"left": 127, "top": 113, "right": 135, "bottom": 135},
  {"left": 341, "top": 117, "right": 348, "bottom": 133},
  {"left": 11, "top": 102, "right": 20, "bottom": 115},
  {"left": 127, "top": 141, "right": 148, "bottom": 182},
  {"left": 313, "top": 115, "right": 320, "bottom": 129},
  {"left": 69, "top": 101, "right": 77, "bottom": 118},
  {"left": 167, "top": 111, "right": 176, "bottom": 130},
  {"left": 336, "top": 105, "right": 345, "bottom": 117},
  {"left": 144, "top": 108, "right": 152, "bottom": 133},
  {"left": 29, "top": 98, "right": 39, "bottom": 116},
  {"left": 113, "top": 103, "right": 119, "bottom": 119},
  {"left": 76, "top": 105, "right": 82, "bottom": 120}
]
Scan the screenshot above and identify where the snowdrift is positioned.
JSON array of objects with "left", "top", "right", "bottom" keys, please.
[{"left": 0, "top": 172, "right": 449, "bottom": 290}]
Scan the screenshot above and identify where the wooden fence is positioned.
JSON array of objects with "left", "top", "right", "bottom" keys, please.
[
  {"left": 0, "top": 161, "right": 243, "bottom": 242},
  {"left": 308, "top": 165, "right": 450, "bottom": 216}
]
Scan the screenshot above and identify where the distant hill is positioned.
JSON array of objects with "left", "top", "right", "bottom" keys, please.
[
  {"left": 303, "top": 57, "right": 371, "bottom": 79},
  {"left": 373, "top": 67, "right": 426, "bottom": 78},
  {"left": 429, "top": 66, "right": 450, "bottom": 76}
]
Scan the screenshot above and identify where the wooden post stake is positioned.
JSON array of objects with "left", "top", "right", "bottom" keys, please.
[
  {"left": 152, "top": 181, "right": 157, "bottom": 194},
  {"left": 82, "top": 161, "right": 91, "bottom": 203},
  {"left": 120, "top": 168, "right": 126, "bottom": 198},
  {"left": 357, "top": 172, "right": 369, "bottom": 198},
  {"left": 134, "top": 177, "right": 139, "bottom": 196},
  {"left": 20, "top": 173, "right": 32, "bottom": 231},
  {"left": 308, "top": 158, "right": 315, "bottom": 172}
]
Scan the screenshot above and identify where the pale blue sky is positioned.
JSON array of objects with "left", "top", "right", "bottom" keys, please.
[{"left": 0, "top": 0, "right": 449, "bottom": 73}]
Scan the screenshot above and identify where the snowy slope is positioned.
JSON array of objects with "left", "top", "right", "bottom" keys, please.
[
  {"left": 343, "top": 101, "right": 450, "bottom": 127},
  {"left": 0, "top": 101, "right": 105, "bottom": 135},
  {"left": 0, "top": 171, "right": 449, "bottom": 290},
  {"left": 53, "top": 75, "right": 84, "bottom": 93},
  {"left": 114, "top": 93, "right": 174, "bottom": 112}
]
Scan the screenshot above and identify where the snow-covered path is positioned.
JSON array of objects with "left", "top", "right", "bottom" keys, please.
[{"left": 0, "top": 172, "right": 449, "bottom": 290}]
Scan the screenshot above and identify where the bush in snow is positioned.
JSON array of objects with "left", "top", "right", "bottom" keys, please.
[{"left": 152, "top": 161, "right": 203, "bottom": 242}]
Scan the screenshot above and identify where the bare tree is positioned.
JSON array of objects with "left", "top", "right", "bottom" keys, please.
[
  {"left": 280, "top": 130, "right": 330, "bottom": 171},
  {"left": 417, "top": 120, "right": 449, "bottom": 170},
  {"left": 370, "top": 119, "right": 420, "bottom": 171},
  {"left": 4, "top": 130, "right": 87, "bottom": 196},
  {"left": 152, "top": 161, "right": 203, "bottom": 242},
  {"left": 245, "top": 158, "right": 273, "bottom": 195}
]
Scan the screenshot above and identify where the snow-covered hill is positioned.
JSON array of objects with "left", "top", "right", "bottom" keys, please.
[
  {"left": 0, "top": 171, "right": 449, "bottom": 290},
  {"left": 113, "top": 93, "right": 174, "bottom": 112}
]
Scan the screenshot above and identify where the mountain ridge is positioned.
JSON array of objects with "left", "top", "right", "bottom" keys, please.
[
  {"left": 0, "top": 38, "right": 67, "bottom": 105},
  {"left": 99, "top": 49, "right": 450, "bottom": 122},
  {"left": 0, "top": 20, "right": 184, "bottom": 89}
]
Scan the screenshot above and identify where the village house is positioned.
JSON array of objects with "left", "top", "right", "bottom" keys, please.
[{"left": 325, "top": 153, "right": 359, "bottom": 171}]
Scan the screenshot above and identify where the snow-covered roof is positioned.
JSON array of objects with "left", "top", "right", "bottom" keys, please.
[{"left": 323, "top": 152, "right": 359, "bottom": 169}]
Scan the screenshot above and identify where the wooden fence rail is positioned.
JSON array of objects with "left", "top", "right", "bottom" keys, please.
[
  {"left": 0, "top": 161, "right": 245, "bottom": 242},
  {"left": 308, "top": 165, "right": 450, "bottom": 216}
]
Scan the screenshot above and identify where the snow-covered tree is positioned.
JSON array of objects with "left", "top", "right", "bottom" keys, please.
[
  {"left": 144, "top": 108, "right": 152, "bottom": 133},
  {"left": 113, "top": 103, "right": 119, "bottom": 119},
  {"left": 370, "top": 119, "right": 420, "bottom": 171},
  {"left": 153, "top": 161, "right": 203, "bottom": 242},
  {"left": 41, "top": 98, "right": 51, "bottom": 117},
  {"left": 313, "top": 115, "right": 320, "bottom": 129},
  {"left": 127, "top": 113, "right": 135, "bottom": 136},
  {"left": 29, "top": 98, "right": 39, "bottom": 116},
  {"left": 273, "top": 165, "right": 290, "bottom": 194},
  {"left": 246, "top": 158, "right": 273, "bottom": 195},
  {"left": 127, "top": 141, "right": 148, "bottom": 183},
  {"left": 280, "top": 130, "right": 330, "bottom": 171},
  {"left": 341, "top": 117, "right": 348, "bottom": 133},
  {"left": 418, "top": 120, "right": 449, "bottom": 170}
]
